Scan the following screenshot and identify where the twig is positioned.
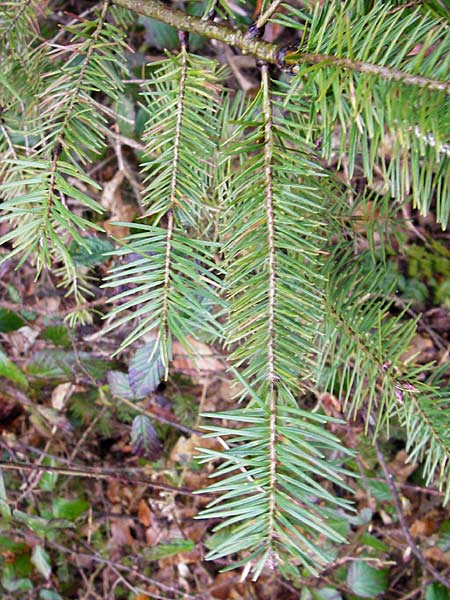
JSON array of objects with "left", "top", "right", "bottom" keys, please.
[
  {"left": 255, "top": 0, "right": 283, "bottom": 30},
  {"left": 35, "top": 535, "right": 195, "bottom": 600},
  {"left": 113, "top": 0, "right": 450, "bottom": 92},
  {"left": 102, "top": 126, "right": 146, "bottom": 152},
  {"left": 114, "top": 395, "right": 201, "bottom": 436},
  {"left": 373, "top": 437, "right": 450, "bottom": 589},
  {"left": 69, "top": 406, "right": 108, "bottom": 462},
  {"left": 0, "top": 460, "right": 199, "bottom": 496},
  {"left": 0, "top": 296, "right": 108, "bottom": 318}
]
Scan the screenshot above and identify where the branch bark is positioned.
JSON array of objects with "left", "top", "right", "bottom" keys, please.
[
  {"left": 113, "top": 0, "right": 450, "bottom": 93},
  {"left": 0, "top": 460, "right": 198, "bottom": 496},
  {"left": 373, "top": 438, "right": 450, "bottom": 590}
]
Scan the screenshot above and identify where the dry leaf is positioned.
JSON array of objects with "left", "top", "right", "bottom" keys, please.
[
  {"left": 109, "top": 517, "right": 135, "bottom": 549},
  {"left": 410, "top": 517, "right": 437, "bottom": 537},
  {"left": 210, "top": 571, "right": 244, "bottom": 599},
  {"left": 424, "top": 546, "right": 450, "bottom": 565},
  {"left": 138, "top": 499, "right": 152, "bottom": 527},
  {"left": 101, "top": 170, "right": 136, "bottom": 238},
  {"left": 8, "top": 326, "right": 39, "bottom": 356},
  {"left": 172, "top": 338, "right": 224, "bottom": 382},
  {"left": 169, "top": 434, "right": 220, "bottom": 465},
  {"left": 388, "top": 450, "right": 417, "bottom": 483},
  {"left": 401, "top": 333, "right": 434, "bottom": 363},
  {"left": 51, "top": 382, "right": 74, "bottom": 411}
]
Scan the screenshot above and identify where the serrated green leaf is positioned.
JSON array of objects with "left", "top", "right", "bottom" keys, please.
[
  {"left": 116, "top": 94, "right": 136, "bottom": 138},
  {"left": 0, "top": 468, "right": 11, "bottom": 519},
  {"left": 139, "top": 16, "right": 179, "bottom": 50},
  {"left": 69, "top": 236, "right": 115, "bottom": 267},
  {"left": 107, "top": 370, "right": 136, "bottom": 399},
  {"left": 39, "top": 460, "right": 59, "bottom": 493},
  {"left": 39, "top": 591, "right": 63, "bottom": 600},
  {"left": 52, "top": 497, "right": 88, "bottom": 521},
  {"left": 143, "top": 538, "right": 195, "bottom": 560},
  {"left": 131, "top": 415, "right": 161, "bottom": 460},
  {"left": 39, "top": 325, "right": 71, "bottom": 347},
  {"left": 27, "top": 350, "right": 116, "bottom": 381},
  {"left": 12, "top": 511, "right": 50, "bottom": 537},
  {"left": 425, "top": 583, "right": 449, "bottom": 600},
  {"left": 0, "top": 350, "right": 28, "bottom": 388},
  {"left": 0, "top": 308, "right": 25, "bottom": 332},
  {"left": 128, "top": 340, "right": 166, "bottom": 398},
  {"left": 346, "top": 561, "right": 389, "bottom": 597},
  {"left": 1, "top": 573, "right": 33, "bottom": 593},
  {"left": 31, "top": 546, "right": 51, "bottom": 580}
]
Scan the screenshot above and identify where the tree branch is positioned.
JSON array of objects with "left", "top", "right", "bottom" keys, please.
[
  {"left": 113, "top": 0, "right": 450, "bottom": 92},
  {"left": 0, "top": 460, "right": 198, "bottom": 496},
  {"left": 373, "top": 437, "right": 450, "bottom": 590}
]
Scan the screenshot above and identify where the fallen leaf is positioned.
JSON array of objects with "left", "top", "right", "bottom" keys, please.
[
  {"left": 102, "top": 170, "right": 137, "bottom": 238},
  {"left": 172, "top": 338, "right": 224, "bottom": 382},
  {"left": 138, "top": 499, "right": 152, "bottom": 527},
  {"left": 8, "top": 326, "right": 39, "bottom": 356},
  {"left": 410, "top": 512, "right": 439, "bottom": 537},
  {"left": 169, "top": 434, "right": 220, "bottom": 465},
  {"left": 424, "top": 546, "right": 450, "bottom": 565},
  {"left": 210, "top": 571, "right": 244, "bottom": 599},
  {"left": 388, "top": 450, "right": 417, "bottom": 483},
  {"left": 109, "top": 517, "right": 135, "bottom": 549},
  {"left": 401, "top": 333, "right": 435, "bottom": 364},
  {"left": 51, "top": 382, "right": 74, "bottom": 410}
]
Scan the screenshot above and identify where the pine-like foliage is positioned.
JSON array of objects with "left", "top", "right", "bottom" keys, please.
[
  {"left": 278, "top": 0, "right": 450, "bottom": 225},
  {"left": 0, "top": 1, "right": 129, "bottom": 319},
  {"left": 103, "top": 48, "right": 224, "bottom": 366},
  {"left": 197, "top": 67, "right": 354, "bottom": 577},
  {"left": 1, "top": 0, "right": 449, "bottom": 582},
  {"left": 321, "top": 247, "right": 450, "bottom": 500}
]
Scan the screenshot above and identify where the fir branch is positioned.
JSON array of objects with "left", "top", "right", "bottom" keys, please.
[
  {"left": 321, "top": 248, "right": 450, "bottom": 499},
  {"left": 281, "top": 0, "right": 450, "bottom": 225},
  {"left": 104, "top": 52, "right": 224, "bottom": 357},
  {"left": 113, "top": 0, "right": 450, "bottom": 92},
  {"left": 47, "top": 0, "right": 110, "bottom": 158},
  {"left": 160, "top": 35, "right": 188, "bottom": 362},
  {"left": 198, "top": 69, "right": 354, "bottom": 579},
  {"left": 262, "top": 62, "right": 277, "bottom": 565},
  {"left": 0, "top": 1, "right": 128, "bottom": 317}
]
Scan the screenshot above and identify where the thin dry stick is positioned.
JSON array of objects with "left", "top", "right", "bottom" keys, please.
[
  {"left": 114, "top": 395, "right": 200, "bottom": 436},
  {"left": 0, "top": 460, "right": 198, "bottom": 496},
  {"left": 38, "top": 535, "right": 196, "bottom": 600},
  {"left": 0, "top": 296, "right": 108, "bottom": 317},
  {"left": 16, "top": 419, "right": 62, "bottom": 505},
  {"left": 373, "top": 437, "right": 450, "bottom": 589},
  {"left": 255, "top": 0, "right": 283, "bottom": 29},
  {"left": 69, "top": 406, "right": 108, "bottom": 462}
]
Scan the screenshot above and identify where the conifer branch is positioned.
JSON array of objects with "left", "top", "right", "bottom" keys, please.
[
  {"left": 160, "top": 37, "right": 188, "bottom": 364},
  {"left": 262, "top": 62, "right": 277, "bottom": 564},
  {"left": 374, "top": 436, "right": 450, "bottom": 589},
  {"left": 322, "top": 250, "right": 450, "bottom": 498},
  {"left": 262, "top": 65, "right": 276, "bottom": 386},
  {"left": 104, "top": 53, "right": 223, "bottom": 353},
  {"left": 113, "top": 0, "right": 450, "bottom": 92}
]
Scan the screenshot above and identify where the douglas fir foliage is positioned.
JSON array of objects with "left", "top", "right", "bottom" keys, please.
[{"left": 1, "top": 0, "right": 449, "bottom": 580}]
